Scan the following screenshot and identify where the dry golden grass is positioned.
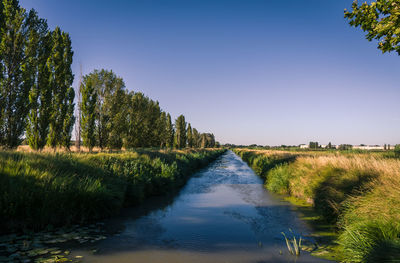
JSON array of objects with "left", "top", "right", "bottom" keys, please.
[
  {"left": 236, "top": 148, "right": 400, "bottom": 261},
  {"left": 237, "top": 148, "right": 400, "bottom": 220}
]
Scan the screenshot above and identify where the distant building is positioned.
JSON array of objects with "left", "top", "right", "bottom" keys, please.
[
  {"left": 299, "top": 144, "right": 308, "bottom": 149},
  {"left": 353, "top": 145, "right": 384, "bottom": 150}
]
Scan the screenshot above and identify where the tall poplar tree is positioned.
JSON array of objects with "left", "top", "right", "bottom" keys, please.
[
  {"left": 85, "top": 69, "right": 125, "bottom": 149},
  {"left": 47, "top": 28, "right": 74, "bottom": 149},
  {"left": 192, "top": 128, "right": 200, "bottom": 148},
  {"left": 47, "top": 27, "right": 63, "bottom": 149},
  {"left": 124, "top": 91, "right": 144, "bottom": 148},
  {"left": 175, "top": 114, "right": 186, "bottom": 149},
  {"left": 0, "top": 0, "right": 29, "bottom": 148},
  {"left": 60, "top": 32, "right": 74, "bottom": 149},
  {"left": 166, "top": 113, "right": 174, "bottom": 148},
  {"left": 80, "top": 76, "right": 97, "bottom": 151},
  {"left": 159, "top": 111, "right": 167, "bottom": 148},
  {"left": 25, "top": 10, "right": 52, "bottom": 150},
  {"left": 187, "top": 123, "right": 193, "bottom": 148}
]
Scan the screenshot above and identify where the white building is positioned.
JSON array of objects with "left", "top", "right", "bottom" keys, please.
[{"left": 353, "top": 145, "right": 384, "bottom": 150}]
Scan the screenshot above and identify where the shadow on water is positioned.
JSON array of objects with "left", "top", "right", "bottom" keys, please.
[{"left": 70, "top": 151, "right": 335, "bottom": 263}]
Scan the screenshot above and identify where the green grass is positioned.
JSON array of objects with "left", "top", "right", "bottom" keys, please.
[
  {"left": 0, "top": 149, "right": 225, "bottom": 233},
  {"left": 234, "top": 148, "right": 400, "bottom": 262},
  {"left": 338, "top": 220, "right": 400, "bottom": 263}
]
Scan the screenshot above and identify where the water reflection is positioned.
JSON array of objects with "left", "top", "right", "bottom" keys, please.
[{"left": 73, "top": 151, "right": 333, "bottom": 263}]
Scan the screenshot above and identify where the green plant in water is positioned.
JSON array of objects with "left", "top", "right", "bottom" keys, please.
[{"left": 282, "top": 230, "right": 302, "bottom": 256}]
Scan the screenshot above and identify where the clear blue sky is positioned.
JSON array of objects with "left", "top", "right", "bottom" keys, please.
[{"left": 20, "top": 0, "right": 399, "bottom": 146}]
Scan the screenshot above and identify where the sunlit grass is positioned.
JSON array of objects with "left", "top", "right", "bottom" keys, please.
[
  {"left": 234, "top": 148, "right": 400, "bottom": 262},
  {"left": 0, "top": 149, "right": 225, "bottom": 233}
]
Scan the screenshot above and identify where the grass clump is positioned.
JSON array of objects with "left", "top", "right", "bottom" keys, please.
[
  {"left": 338, "top": 220, "right": 400, "bottom": 263},
  {"left": 0, "top": 149, "right": 225, "bottom": 233},
  {"left": 282, "top": 230, "right": 302, "bottom": 256}
]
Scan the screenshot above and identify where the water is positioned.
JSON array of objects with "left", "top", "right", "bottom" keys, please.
[{"left": 72, "top": 151, "right": 333, "bottom": 262}]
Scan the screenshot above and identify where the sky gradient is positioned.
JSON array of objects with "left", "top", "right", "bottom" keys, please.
[{"left": 20, "top": 0, "right": 400, "bottom": 146}]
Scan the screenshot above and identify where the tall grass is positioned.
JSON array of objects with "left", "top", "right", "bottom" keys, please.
[
  {"left": 234, "top": 148, "right": 400, "bottom": 262},
  {"left": 0, "top": 149, "right": 225, "bottom": 233}
]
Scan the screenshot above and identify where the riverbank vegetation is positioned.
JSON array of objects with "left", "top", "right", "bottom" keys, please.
[
  {"left": 234, "top": 149, "right": 400, "bottom": 263},
  {"left": 0, "top": 148, "right": 225, "bottom": 234}
]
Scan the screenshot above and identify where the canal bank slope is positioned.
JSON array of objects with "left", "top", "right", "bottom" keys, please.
[
  {"left": 234, "top": 148, "right": 400, "bottom": 263},
  {"left": 0, "top": 149, "right": 225, "bottom": 234}
]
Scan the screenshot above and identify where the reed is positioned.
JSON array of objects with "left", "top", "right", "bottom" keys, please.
[{"left": 282, "top": 230, "right": 302, "bottom": 256}]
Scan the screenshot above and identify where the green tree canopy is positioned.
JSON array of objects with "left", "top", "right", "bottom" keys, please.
[
  {"left": 166, "top": 113, "right": 174, "bottom": 148},
  {"left": 200, "top": 133, "right": 215, "bottom": 148},
  {"left": 192, "top": 128, "right": 200, "bottom": 148},
  {"left": 0, "top": 0, "right": 29, "bottom": 148},
  {"left": 187, "top": 123, "right": 193, "bottom": 148},
  {"left": 47, "top": 27, "right": 75, "bottom": 150},
  {"left": 345, "top": 0, "right": 400, "bottom": 55},
  {"left": 24, "top": 10, "right": 52, "bottom": 150},
  {"left": 82, "top": 69, "right": 125, "bottom": 149},
  {"left": 80, "top": 75, "right": 97, "bottom": 151},
  {"left": 175, "top": 115, "right": 186, "bottom": 149}
]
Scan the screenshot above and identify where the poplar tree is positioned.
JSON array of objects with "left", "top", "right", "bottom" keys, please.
[
  {"left": 25, "top": 10, "right": 52, "bottom": 150},
  {"left": 159, "top": 111, "right": 167, "bottom": 148},
  {"left": 47, "top": 28, "right": 74, "bottom": 149},
  {"left": 124, "top": 91, "right": 144, "bottom": 148},
  {"left": 106, "top": 76, "right": 126, "bottom": 150},
  {"left": 192, "top": 128, "right": 200, "bottom": 148},
  {"left": 47, "top": 27, "right": 63, "bottom": 149},
  {"left": 80, "top": 76, "right": 97, "bottom": 151},
  {"left": 200, "top": 133, "right": 215, "bottom": 148},
  {"left": 143, "top": 99, "right": 161, "bottom": 147},
  {"left": 187, "top": 123, "right": 193, "bottom": 148},
  {"left": 166, "top": 113, "right": 174, "bottom": 148},
  {"left": 86, "top": 69, "right": 125, "bottom": 149},
  {"left": 0, "top": 0, "right": 29, "bottom": 148},
  {"left": 60, "top": 32, "right": 74, "bottom": 150},
  {"left": 175, "top": 115, "right": 186, "bottom": 149}
]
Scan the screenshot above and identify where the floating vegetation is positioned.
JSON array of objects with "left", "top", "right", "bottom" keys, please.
[{"left": 0, "top": 222, "right": 107, "bottom": 262}]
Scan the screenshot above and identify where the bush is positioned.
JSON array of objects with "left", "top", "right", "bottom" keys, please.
[
  {"left": 394, "top": 144, "right": 400, "bottom": 158},
  {"left": 265, "top": 164, "right": 292, "bottom": 195}
]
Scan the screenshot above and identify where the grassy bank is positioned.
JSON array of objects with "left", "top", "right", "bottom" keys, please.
[
  {"left": 234, "top": 149, "right": 400, "bottom": 262},
  {"left": 0, "top": 149, "right": 225, "bottom": 233}
]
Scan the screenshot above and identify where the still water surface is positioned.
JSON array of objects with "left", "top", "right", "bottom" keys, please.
[{"left": 73, "top": 151, "right": 332, "bottom": 263}]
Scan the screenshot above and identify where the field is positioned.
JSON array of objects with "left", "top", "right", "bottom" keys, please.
[
  {"left": 234, "top": 148, "right": 400, "bottom": 263},
  {"left": 0, "top": 148, "right": 225, "bottom": 234}
]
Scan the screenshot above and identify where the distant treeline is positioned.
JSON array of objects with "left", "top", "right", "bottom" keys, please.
[
  {"left": 0, "top": 0, "right": 217, "bottom": 150},
  {"left": 79, "top": 69, "right": 218, "bottom": 151}
]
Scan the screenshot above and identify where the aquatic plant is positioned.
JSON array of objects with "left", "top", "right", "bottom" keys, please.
[{"left": 281, "top": 230, "right": 302, "bottom": 256}]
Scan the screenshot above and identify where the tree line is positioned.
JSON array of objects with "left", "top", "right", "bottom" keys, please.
[
  {"left": 0, "top": 0, "right": 74, "bottom": 150},
  {"left": 0, "top": 0, "right": 217, "bottom": 151},
  {"left": 79, "top": 69, "right": 217, "bottom": 151}
]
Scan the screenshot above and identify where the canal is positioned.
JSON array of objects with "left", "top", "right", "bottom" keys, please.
[{"left": 72, "top": 150, "right": 332, "bottom": 263}]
